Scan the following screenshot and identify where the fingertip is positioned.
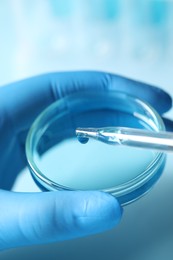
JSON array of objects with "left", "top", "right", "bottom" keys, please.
[
  {"left": 73, "top": 191, "right": 122, "bottom": 236},
  {"left": 94, "top": 191, "right": 123, "bottom": 225},
  {"left": 108, "top": 73, "right": 172, "bottom": 114}
]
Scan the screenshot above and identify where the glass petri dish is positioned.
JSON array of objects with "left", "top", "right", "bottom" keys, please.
[{"left": 26, "top": 90, "right": 166, "bottom": 205}]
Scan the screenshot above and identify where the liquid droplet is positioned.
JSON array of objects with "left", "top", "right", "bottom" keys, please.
[{"left": 77, "top": 135, "right": 89, "bottom": 144}]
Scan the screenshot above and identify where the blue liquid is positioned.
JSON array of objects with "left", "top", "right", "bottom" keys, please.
[
  {"left": 77, "top": 136, "right": 89, "bottom": 144},
  {"left": 36, "top": 138, "right": 156, "bottom": 190}
]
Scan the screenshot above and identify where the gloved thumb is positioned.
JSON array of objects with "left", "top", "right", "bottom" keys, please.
[{"left": 0, "top": 190, "right": 122, "bottom": 250}]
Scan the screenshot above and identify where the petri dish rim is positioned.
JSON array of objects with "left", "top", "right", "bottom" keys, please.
[{"left": 25, "top": 90, "right": 166, "bottom": 205}]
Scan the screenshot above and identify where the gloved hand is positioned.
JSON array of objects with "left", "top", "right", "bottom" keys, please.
[{"left": 0, "top": 71, "right": 172, "bottom": 250}]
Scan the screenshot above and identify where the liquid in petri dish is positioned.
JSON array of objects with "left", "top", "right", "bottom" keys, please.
[{"left": 35, "top": 137, "right": 156, "bottom": 190}]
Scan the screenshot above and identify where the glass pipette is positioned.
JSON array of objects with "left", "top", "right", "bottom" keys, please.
[{"left": 76, "top": 127, "right": 173, "bottom": 152}]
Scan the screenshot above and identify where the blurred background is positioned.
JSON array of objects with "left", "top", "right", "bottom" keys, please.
[
  {"left": 0, "top": 0, "right": 173, "bottom": 90},
  {"left": 0, "top": 0, "right": 173, "bottom": 259}
]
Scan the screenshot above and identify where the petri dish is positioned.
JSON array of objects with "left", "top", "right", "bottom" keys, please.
[{"left": 26, "top": 90, "right": 166, "bottom": 205}]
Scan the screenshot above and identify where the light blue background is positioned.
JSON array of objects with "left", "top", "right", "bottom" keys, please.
[{"left": 0, "top": 1, "right": 173, "bottom": 259}]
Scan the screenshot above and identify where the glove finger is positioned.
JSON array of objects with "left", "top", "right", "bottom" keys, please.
[
  {"left": 1, "top": 71, "right": 171, "bottom": 134},
  {"left": 162, "top": 117, "right": 173, "bottom": 131},
  {"left": 0, "top": 190, "right": 122, "bottom": 250},
  {"left": 108, "top": 73, "right": 172, "bottom": 114}
]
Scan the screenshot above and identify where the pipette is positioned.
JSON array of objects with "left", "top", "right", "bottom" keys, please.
[{"left": 76, "top": 127, "right": 173, "bottom": 152}]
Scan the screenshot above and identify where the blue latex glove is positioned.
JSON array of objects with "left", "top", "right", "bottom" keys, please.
[{"left": 0, "top": 71, "right": 172, "bottom": 250}]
